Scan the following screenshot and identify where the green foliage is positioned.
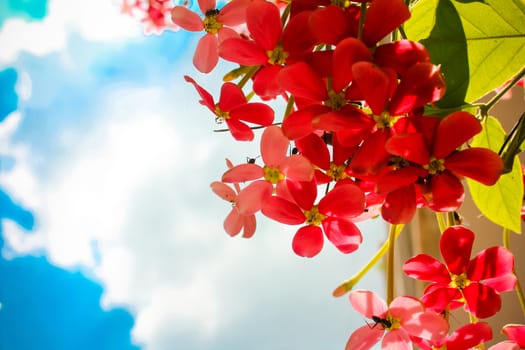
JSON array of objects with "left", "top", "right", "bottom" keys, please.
[
  {"left": 467, "top": 116, "right": 523, "bottom": 233},
  {"left": 405, "top": 0, "right": 525, "bottom": 108}
]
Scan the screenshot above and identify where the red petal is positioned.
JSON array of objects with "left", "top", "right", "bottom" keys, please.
[
  {"left": 421, "top": 286, "right": 461, "bottom": 312},
  {"left": 261, "top": 195, "right": 305, "bottom": 224},
  {"left": 171, "top": 6, "right": 203, "bottom": 31},
  {"left": 503, "top": 325, "right": 525, "bottom": 347},
  {"left": 281, "top": 105, "right": 319, "bottom": 140},
  {"left": 295, "top": 133, "right": 330, "bottom": 170},
  {"left": 261, "top": 125, "right": 288, "bottom": 166},
  {"left": 218, "top": 82, "right": 247, "bottom": 111},
  {"left": 463, "top": 282, "right": 501, "bottom": 319},
  {"left": 210, "top": 181, "right": 236, "bottom": 202},
  {"left": 376, "top": 166, "right": 427, "bottom": 194},
  {"left": 426, "top": 171, "right": 464, "bottom": 211},
  {"left": 252, "top": 65, "right": 284, "bottom": 100},
  {"left": 467, "top": 246, "right": 515, "bottom": 287},
  {"left": 247, "top": 0, "right": 281, "bottom": 51},
  {"left": 225, "top": 118, "right": 254, "bottom": 141},
  {"left": 362, "top": 0, "right": 410, "bottom": 47},
  {"left": 309, "top": 5, "right": 350, "bottom": 45},
  {"left": 219, "top": 37, "right": 268, "bottom": 66},
  {"left": 352, "top": 61, "right": 391, "bottom": 115},
  {"left": 433, "top": 111, "right": 481, "bottom": 159},
  {"left": 440, "top": 226, "right": 475, "bottom": 275},
  {"left": 281, "top": 10, "right": 317, "bottom": 54},
  {"left": 184, "top": 75, "right": 215, "bottom": 111},
  {"left": 388, "top": 63, "right": 446, "bottom": 115},
  {"left": 446, "top": 322, "right": 492, "bottom": 350},
  {"left": 198, "top": 0, "right": 215, "bottom": 13},
  {"left": 319, "top": 183, "right": 365, "bottom": 217},
  {"left": 218, "top": 0, "right": 249, "bottom": 26},
  {"left": 322, "top": 217, "right": 362, "bottom": 254},
  {"left": 241, "top": 214, "right": 256, "bottom": 238},
  {"left": 193, "top": 33, "right": 219, "bottom": 73},
  {"left": 281, "top": 154, "right": 314, "bottom": 182},
  {"left": 230, "top": 102, "right": 275, "bottom": 126},
  {"left": 350, "top": 129, "right": 391, "bottom": 176},
  {"left": 445, "top": 148, "right": 503, "bottom": 186},
  {"left": 385, "top": 133, "right": 430, "bottom": 165},
  {"left": 332, "top": 37, "right": 371, "bottom": 92},
  {"left": 381, "top": 185, "right": 417, "bottom": 224},
  {"left": 292, "top": 225, "right": 324, "bottom": 257},
  {"left": 286, "top": 179, "right": 317, "bottom": 211},
  {"left": 374, "top": 40, "right": 430, "bottom": 75},
  {"left": 403, "top": 254, "right": 450, "bottom": 283},
  {"left": 224, "top": 208, "right": 243, "bottom": 236},
  {"left": 313, "top": 105, "right": 371, "bottom": 132},
  {"left": 278, "top": 62, "right": 328, "bottom": 101}
]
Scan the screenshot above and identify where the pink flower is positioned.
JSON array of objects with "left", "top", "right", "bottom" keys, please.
[
  {"left": 222, "top": 125, "right": 314, "bottom": 215},
  {"left": 346, "top": 290, "right": 449, "bottom": 350},
  {"left": 403, "top": 225, "right": 517, "bottom": 318},
  {"left": 489, "top": 324, "right": 525, "bottom": 350},
  {"left": 412, "top": 322, "right": 493, "bottom": 350},
  {"left": 171, "top": 0, "right": 249, "bottom": 72},
  {"left": 185, "top": 75, "right": 274, "bottom": 141}
]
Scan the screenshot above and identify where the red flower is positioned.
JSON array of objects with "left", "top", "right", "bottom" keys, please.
[
  {"left": 413, "top": 322, "right": 493, "bottom": 350},
  {"left": 185, "top": 75, "right": 274, "bottom": 141},
  {"left": 262, "top": 179, "right": 365, "bottom": 257},
  {"left": 403, "top": 225, "right": 517, "bottom": 318},
  {"left": 489, "top": 324, "right": 525, "bottom": 350}
]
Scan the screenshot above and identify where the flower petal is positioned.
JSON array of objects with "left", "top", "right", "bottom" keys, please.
[
  {"left": 219, "top": 37, "right": 268, "bottom": 66},
  {"left": 426, "top": 171, "right": 464, "bottom": 212},
  {"left": 446, "top": 322, "right": 492, "bottom": 350},
  {"left": 463, "top": 282, "right": 501, "bottom": 319},
  {"left": 230, "top": 102, "right": 275, "bottom": 126},
  {"left": 241, "top": 214, "right": 256, "bottom": 238},
  {"left": 433, "top": 111, "right": 481, "bottom": 159},
  {"left": 362, "top": 0, "right": 410, "bottom": 47},
  {"left": 261, "top": 195, "right": 305, "bottom": 224},
  {"left": 467, "top": 246, "right": 516, "bottom": 290},
  {"left": 171, "top": 6, "right": 203, "bottom": 31},
  {"left": 319, "top": 183, "right": 365, "bottom": 217},
  {"left": 278, "top": 62, "right": 328, "bottom": 101},
  {"left": 382, "top": 329, "right": 412, "bottom": 350},
  {"left": 440, "top": 225, "right": 475, "bottom": 275},
  {"left": 225, "top": 118, "right": 254, "bottom": 141},
  {"left": 281, "top": 154, "right": 314, "bottom": 182},
  {"left": 193, "top": 33, "right": 219, "bottom": 73},
  {"left": 345, "top": 324, "right": 384, "bottom": 350},
  {"left": 295, "top": 133, "right": 331, "bottom": 170},
  {"left": 404, "top": 310, "right": 449, "bottom": 342},
  {"left": 381, "top": 185, "right": 417, "bottom": 224},
  {"left": 218, "top": 82, "right": 247, "bottom": 111},
  {"left": 224, "top": 208, "right": 243, "bottom": 236},
  {"left": 445, "top": 148, "right": 503, "bottom": 186},
  {"left": 292, "top": 225, "right": 324, "bottom": 257},
  {"left": 210, "top": 181, "right": 236, "bottom": 202},
  {"left": 247, "top": 0, "right": 281, "bottom": 51},
  {"left": 349, "top": 290, "right": 388, "bottom": 318},
  {"left": 184, "top": 75, "right": 215, "bottom": 111},
  {"left": 332, "top": 37, "right": 371, "bottom": 92},
  {"left": 322, "top": 217, "right": 362, "bottom": 254},
  {"left": 261, "top": 125, "right": 289, "bottom": 166},
  {"left": 503, "top": 324, "right": 525, "bottom": 348},
  {"left": 389, "top": 296, "right": 424, "bottom": 321},
  {"left": 352, "top": 61, "right": 392, "bottom": 115},
  {"left": 236, "top": 180, "right": 273, "bottom": 215},
  {"left": 386, "top": 133, "right": 430, "bottom": 165},
  {"left": 403, "top": 254, "right": 450, "bottom": 283}
]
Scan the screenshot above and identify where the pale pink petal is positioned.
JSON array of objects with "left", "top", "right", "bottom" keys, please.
[
  {"left": 503, "top": 324, "right": 525, "bottom": 347},
  {"left": 488, "top": 341, "right": 520, "bottom": 350},
  {"left": 241, "top": 214, "right": 256, "bottom": 238},
  {"left": 388, "top": 296, "right": 424, "bottom": 322},
  {"left": 403, "top": 310, "right": 449, "bottom": 342},
  {"left": 222, "top": 163, "right": 264, "bottom": 182},
  {"left": 210, "top": 181, "right": 236, "bottom": 202},
  {"left": 261, "top": 125, "right": 289, "bottom": 166},
  {"left": 193, "top": 33, "right": 219, "bottom": 73},
  {"left": 224, "top": 208, "right": 242, "bottom": 236},
  {"left": 171, "top": 6, "right": 204, "bottom": 31},
  {"left": 349, "top": 290, "right": 388, "bottom": 318},
  {"left": 236, "top": 180, "right": 273, "bottom": 215},
  {"left": 382, "top": 329, "right": 412, "bottom": 350},
  {"left": 281, "top": 155, "right": 314, "bottom": 182},
  {"left": 345, "top": 324, "right": 384, "bottom": 350}
]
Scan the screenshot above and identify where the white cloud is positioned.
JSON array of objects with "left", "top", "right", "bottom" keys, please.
[{"left": 0, "top": 0, "right": 141, "bottom": 65}]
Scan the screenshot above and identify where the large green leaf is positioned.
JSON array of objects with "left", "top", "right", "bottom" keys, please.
[
  {"left": 406, "top": 0, "right": 525, "bottom": 107},
  {"left": 466, "top": 116, "right": 523, "bottom": 233}
]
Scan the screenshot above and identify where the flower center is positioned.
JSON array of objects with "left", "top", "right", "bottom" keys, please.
[
  {"left": 304, "top": 205, "right": 326, "bottom": 226},
  {"left": 324, "top": 89, "right": 346, "bottom": 110},
  {"left": 372, "top": 314, "right": 400, "bottom": 330},
  {"left": 449, "top": 272, "right": 471, "bottom": 290},
  {"left": 267, "top": 45, "right": 289, "bottom": 65},
  {"left": 263, "top": 166, "right": 285, "bottom": 184},
  {"left": 373, "top": 111, "right": 399, "bottom": 129},
  {"left": 203, "top": 9, "right": 222, "bottom": 35},
  {"left": 326, "top": 162, "right": 348, "bottom": 181},
  {"left": 214, "top": 104, "right": 230, "bottom": 122},
  {"left": 424, "top": 157, "right": 445, "bottom": 175}
]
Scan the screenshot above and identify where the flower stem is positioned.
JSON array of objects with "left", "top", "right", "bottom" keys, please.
[
  {"left": 479, "top": 67, "right": 525, "bottom": 118},
  {"left": 387, "top": 224, "right": 399, "bottom": 304},
  {"left": 502, "top": 227, "right": 525, "bottom": 316},
  {"left": 332, "top": 224, "right": 404, "bottom": 297},
  {"left": 237, "top": 65, "right": 260, "bottom": 90},
  {"left": 357, "top": 1, "right": 367, "bottom": 41},
  {"left": 436, "top": 212, "right": 447, "bottom": 234}
]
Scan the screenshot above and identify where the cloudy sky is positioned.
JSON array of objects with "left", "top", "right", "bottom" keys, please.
[{"left": 0, "top": 1, "right": 386, "bottom": 349}]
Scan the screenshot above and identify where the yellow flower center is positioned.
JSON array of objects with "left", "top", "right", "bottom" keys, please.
[
  {"left": 326, "top": 162, "right": 348, "bottom": 181},
  {"left": 203, "top": 10, "right": 222, "bottom": 35},
  {"left": 267, "top": 45, "right": 289, "bottom": 65},
  {"left": 304, "top": 205, "right": 326, "bottom": 226},
  {"left": 330, "top": 0, "right": 351, "bottom": 8},
  {"left": 263, "top": 166, "right": 285, "bottom": 184},
  {"left": 373, "top": 111, "right": 399, "bottom": 129},
  {"left": 324, "top": 89, "right": 346, "bottom": 110},
  {"left": 449, "top": 272, "right": 471, "bottom": 290},
  {"left": 424, "top": 157, "right": 445, "bottom": 175},
  {"left": 214, "top": 104, "right": 230, "bottom": 123}
]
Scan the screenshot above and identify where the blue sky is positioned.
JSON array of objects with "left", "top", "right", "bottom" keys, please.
[{"left": 0, "top": 1, "right": 386, "bottom": 349}]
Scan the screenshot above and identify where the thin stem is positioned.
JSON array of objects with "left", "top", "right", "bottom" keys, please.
[
  {"left": 283, "top": 95, "right": 295, "bottom": 119},
  {"left": 387, "top": 224, "right": 399, "bottom": 304},
  {"left": 480, "top": 67, "right": 525, "bottom": 118},
  {"left": 357, "top": 1, "right": 367, "bottom": 41},
  {"left": 332, "top": 225, "right": 404, "bottom": 297},
  {"left": 502, "top": 228, "right": 525, "bottom": 316},
  {"left": 237, "top": 65, "right": 260, "bottom": 89},
  {"left": 447, "top": 211, "right": 456, "bottom": 227},
  {"left": 436, "top": 212, "right": 447, "bottom": 234}
]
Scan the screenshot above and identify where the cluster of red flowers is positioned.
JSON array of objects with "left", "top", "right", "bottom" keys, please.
[{"left": 124, "top": 0, "right": 524, "bottom": 348}]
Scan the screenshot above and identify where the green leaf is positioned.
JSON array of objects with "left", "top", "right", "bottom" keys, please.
[
  {"left": 406, "top": 0, "right": 525, "bottom": 107},
  {"left": 466, "top": 116, "right": 523, "bottom": 233}
]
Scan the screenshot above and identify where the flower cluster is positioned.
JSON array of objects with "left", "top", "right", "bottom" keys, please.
[{"left": 126, "top": 0, "right": 524, "bottom": 348}]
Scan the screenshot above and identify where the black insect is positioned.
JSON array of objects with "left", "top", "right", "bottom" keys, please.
[
  {"left": 205, "top": 8, "right": 220, "bottom": 16},
  {"left": 368, "top": 316, "right": 392, "bottom": 330}
]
